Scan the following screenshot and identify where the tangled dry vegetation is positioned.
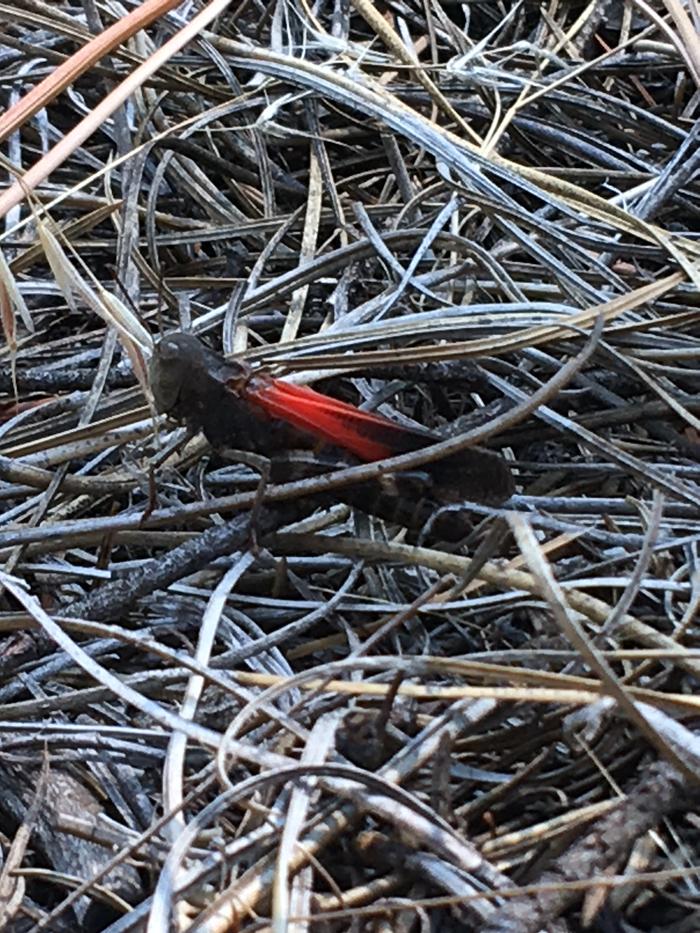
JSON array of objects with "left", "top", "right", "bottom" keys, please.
[{"left": 1, "top": 0, "right": 700, "bottom": 930}]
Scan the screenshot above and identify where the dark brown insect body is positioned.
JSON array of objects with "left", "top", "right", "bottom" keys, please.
[{"left": 149, "top": 332, "right": 514, "bottom": 539}]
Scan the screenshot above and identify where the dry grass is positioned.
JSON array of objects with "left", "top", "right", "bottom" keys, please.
[{"left": 1, "top": 1, "right": 700, "bottom": 930}]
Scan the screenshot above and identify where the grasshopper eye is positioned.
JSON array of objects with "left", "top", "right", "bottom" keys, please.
[
  {"left": 156, "top": 336, "right": 183, "bottom": 361},
  {"left": 154, "top": 331, "right": 203, "bottom": 364}
]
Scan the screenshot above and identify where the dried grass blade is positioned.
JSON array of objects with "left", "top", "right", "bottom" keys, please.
[
  {"left": 0, "top": 755, "right": 49, "bottom": 928},
  {"left": 0, "top": 0, "right": 244, "bottom": 221},
  {"left": 38, "top": 220, "right": 152, "bottom": 351},
  {"left": 508, "top": 513, "right": 699, "bottom": 785},
  {"left": 0, "top": 247, "right": 33, "bottom": 334},
  {"left": 280, "top": 271, "right": 683, "bottom": 369},
  {"left": 272, "top": 714, "right": 339, "bottom": 933},
  {"left": 0, "top": 0, "right": 183, "bottom": 143},
  {"left": 281, "top": 150, "right": 323, "bottom": 343},
  {"left": 604, "top": 341, "right": 700, "bottom": 434}
]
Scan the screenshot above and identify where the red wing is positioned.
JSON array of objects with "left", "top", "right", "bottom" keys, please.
[{"left": 242, "top": 376, "right": 432, "bottom": 462}]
